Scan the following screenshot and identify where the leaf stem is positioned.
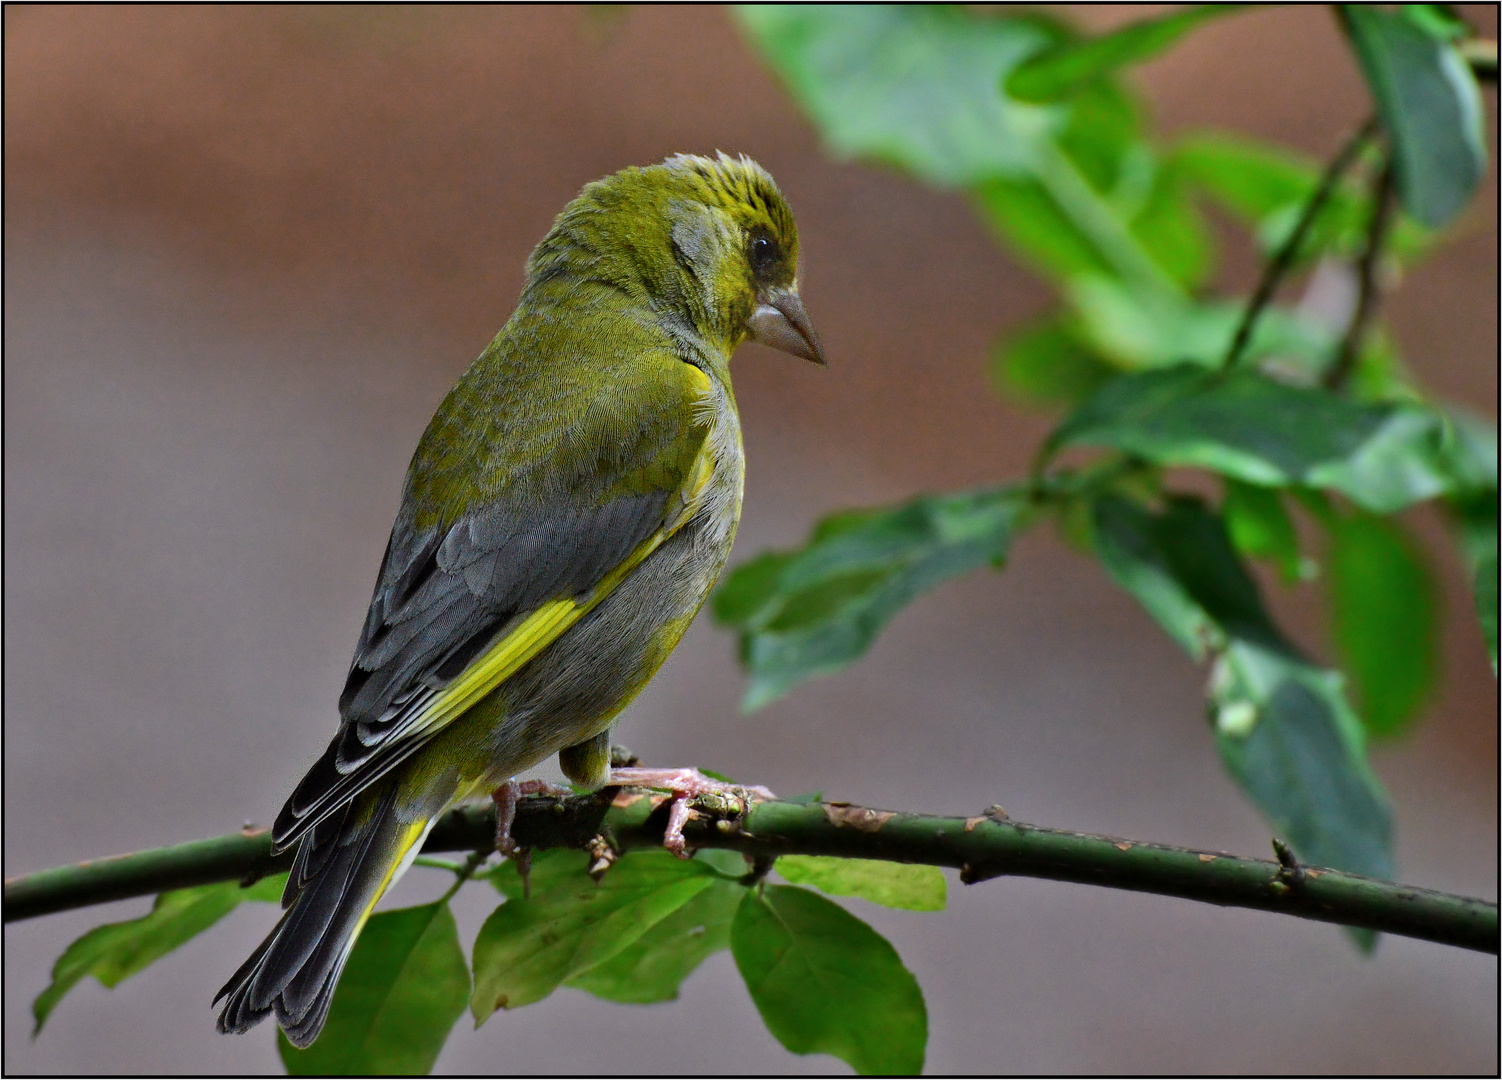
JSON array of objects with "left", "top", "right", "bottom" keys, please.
[
  {"left": 1223, "top": 115, "right": 1380, "bottom": 369},
  {"left": 6, "top": 794, "right": 1495, "bottom": 954},
  {"left": 438, "top": 849, "right": 489, "bottom": 904},
  {"left": 1031, "top": 140, "right": 1184, "bottom": 301},
  {"left": 412, "top": 856, "right": 465, "bottom": 873}
]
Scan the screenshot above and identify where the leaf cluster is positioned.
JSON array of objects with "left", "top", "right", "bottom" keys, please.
[
  {"left": 35, "top": 838, "right": 943, "bottom": 1075},
  {"left": 725, "top": 0, "right": 1496, "bottom": 952}
]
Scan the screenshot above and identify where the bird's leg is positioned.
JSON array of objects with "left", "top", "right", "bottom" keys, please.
[
  {"left": 491, "top": 779, "right": 570, "bottom": 858},
  {"left": 491, "top": 779, "right": 568, "bottom": 899},
  {"left": 608, "top": 767, "right": 775, "bottom": 859}
]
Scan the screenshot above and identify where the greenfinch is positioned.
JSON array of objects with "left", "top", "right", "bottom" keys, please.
[{"left": 215, "top": 153, "right": 823, "bottom": 1046}]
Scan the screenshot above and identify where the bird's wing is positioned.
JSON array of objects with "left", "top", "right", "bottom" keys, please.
[{"left": 272, "top": 356, "right": 718, "bottom": 850}]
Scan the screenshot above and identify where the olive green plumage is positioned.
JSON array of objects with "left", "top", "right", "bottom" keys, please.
[{"left": 215, "top": 153, "right": 823, "bottom": 1047}]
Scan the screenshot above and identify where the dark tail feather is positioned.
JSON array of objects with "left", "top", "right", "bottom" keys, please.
[{"left": 215, "top": 785, "right": 425, "bottom": 1048}]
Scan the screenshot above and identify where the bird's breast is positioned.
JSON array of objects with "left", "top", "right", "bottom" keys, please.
[{"left": 689, "top": 368, "right": 746, "bottom": 555}]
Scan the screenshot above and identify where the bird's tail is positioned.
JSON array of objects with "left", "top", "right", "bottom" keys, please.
[{"left": 214, "top": 783, "right": 433, "bottom": 1048}]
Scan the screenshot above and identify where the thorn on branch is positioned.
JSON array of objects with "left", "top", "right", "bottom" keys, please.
[{"left": 1272, "top": 837, "right": 1306, "bottom": 891}]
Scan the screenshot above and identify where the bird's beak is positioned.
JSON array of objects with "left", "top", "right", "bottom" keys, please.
[{"left": 747, "top": 288, "right": 827, "bottom": 366}]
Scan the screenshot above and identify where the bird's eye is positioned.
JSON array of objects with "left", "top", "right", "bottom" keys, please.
[{"left": 750, "top": 234, "right": 778, "bottom": 278}]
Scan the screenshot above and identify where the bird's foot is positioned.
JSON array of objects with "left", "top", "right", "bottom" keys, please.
[
  {"left": 491, "top": 779, "right": 570, "bottom": 859},
  {"left": 491, "top": 779, "right": 569, "bottom": 899},
  {"left": 608, "top": 767, "right": 775, "bottom": 859}
]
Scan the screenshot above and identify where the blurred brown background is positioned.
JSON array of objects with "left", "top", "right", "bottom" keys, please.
[{"left": 5, "top": 5, "right": 1496, "bottom": 1074}]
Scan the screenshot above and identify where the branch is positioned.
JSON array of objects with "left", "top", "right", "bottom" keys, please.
[
  {"left": 1325, "top": 152, "right": 1398, "bottom": 390},
  {"left": 1223, "top": 116, "right": 1380, "bottom": 369},
  {"left": 5, "top": 791, "right": 1495, "bottom": 953},
  {"left": 1461, "top": 38, "right": 1497, "bottom": 81}
]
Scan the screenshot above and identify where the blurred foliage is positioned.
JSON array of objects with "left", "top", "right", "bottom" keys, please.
[
  {"left": 33, "top": 875, "right": 286, "bottom": 1035},
  {"left": 31, "top": 5, "right": 1498, "bottom": 1075},
  {"left": 711, "top": 486, "right": 1030, "bottom": 709},
  {"left": 720, "top": 6, "right": 1497, "bottom": 1034}
]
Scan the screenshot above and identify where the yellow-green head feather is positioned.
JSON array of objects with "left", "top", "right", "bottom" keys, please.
[
  {"left": 407, "top": 153, "right": 817, "bottom": 531},
  {"left": 523, "top": 151, "right": 802, "bottom": 355}
]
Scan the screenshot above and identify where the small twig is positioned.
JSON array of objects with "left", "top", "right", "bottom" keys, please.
[
  {"left": 1325, "top": 154, "right": 1397, "bottom": 390},
  {"left": 438, "top": 849, "right": 489, "bottom": 903},
  {"left": 1224, "top": 116, "right": 1380, "bottom": 369},
  {"left": 738, "top": 854, "right": 777, "bottom": 888},
  {"left": 411, "top": 855, "right": 465, "bottom": 873}
]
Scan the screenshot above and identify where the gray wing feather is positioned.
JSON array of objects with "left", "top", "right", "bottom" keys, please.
[{"left": 272, "top": 487, "right": 669, "bottom": 848}]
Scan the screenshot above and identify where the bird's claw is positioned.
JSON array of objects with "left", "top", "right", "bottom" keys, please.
[
  {"left": 491, "top": 779, "right": 569, "bottom": 899},
  {"left": 608, "top": 767, "right": 774, "bottom": 859},
  {"left": 491, "top": 779, "right": 569, "bottom": 858}
]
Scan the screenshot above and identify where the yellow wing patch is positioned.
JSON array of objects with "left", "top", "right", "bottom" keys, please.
[
  {"left": 415, "top": 434, "right": 718, "bottom": 741},
  {"left": 350, "top": 818, "right": 434, "bottom": 943}
]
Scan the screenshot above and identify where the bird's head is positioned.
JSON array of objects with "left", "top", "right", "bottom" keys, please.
[{"left": 527, "top": 152, "right": 825, "bottom": 368}]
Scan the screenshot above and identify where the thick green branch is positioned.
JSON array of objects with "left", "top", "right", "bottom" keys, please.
[{"left": 5, "top": 793, "right": 1495, "bottom": 954}]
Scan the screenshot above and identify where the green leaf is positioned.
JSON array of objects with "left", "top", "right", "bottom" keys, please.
[
  {"left": 1325, "top": 510, "right": 1440, "bottom": 736},
  {"left": 1450, "top": 493, "right": 1499, "bottom": 672},
  {"left": 712, "top": 487, "right": 1031, "bottom": 708},
  {"left": 975, "top": 175, "right": 1118, "bottom": 281},
  {"left": 1173, "top": 132, "right": 1432, "bottom": 265},
  {"left": 710, "top": 549, "right": 796, "bottom": 627},
  {"left": 471, "top": 849, "right": 718, "bottom": 1020},
  {"left": 1005, "top": 5, "right": 1249, "bottom": 102},
  {"left": 733, "top": 5, "right": 1058, "bottom": 187},
  {"left": 1051, "top": 364, "right": 1467, "bottom": 513},
  {"left": 692, "top": 845, "right": 753, "bottom": 876},
  {"left": 1342, "top": 5, "right": 1487, "bottom": 227},
  {"left": 1211, "top": 646, "right": 1395, "bottom": 880},
  {"left": 775, "top": 855, "right": 946, "bottom": 911},
  {"left": 1056, "top": 79, "right": 1143, "bottom": 192},
  {"left": 1130, "top": 160, "right": 1216, "bottom": 290},
  {"left": 1476, "top": 546, "right": 1499, "bottom": 671},
  {"left": 1346, "top": 328, "right": 1424, "bottom": 404},
  {"left": 976, "top": 154, "right": 1213, "bottom": 292},
  {"left": 279, "top": 900, "right": 468, "bottom": 1076},
  {"left": 731, "top": 885, "right": 927, "bottom": 1075},
  {"left": 989, "top": 314, "right": 1114, "bottom": 408},
  {"left": 974, "top": 76, "right": 1216, "bottom": 291},
  {"left": 1402, "top": 4, "right": 1471, "bottom": 42},
  {"left": 565, "top": 879, "right": 743, "bottom": 1003},
  {"left": 1223, "top": 479, "right": 1312, "bottom": 584},
  {"left": 32, "top": 875, "right": 284, "bottom": 1034},
  {"left": 1091, "top": 495, "right": 1393, "bottom": 881},
  {"left": 1067, "top": 276, "right": 1334, "bottom": 373},
  {"left": 1091, "top": 494, "right": 1270, "bottom": 660},
  {"left": 1435, "top": 407, "right": 1500, "bottom": 494}
]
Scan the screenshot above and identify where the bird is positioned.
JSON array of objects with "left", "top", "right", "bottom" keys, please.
[{"left": 214, "top": 152, "right": 824, "bottom": 1048}]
